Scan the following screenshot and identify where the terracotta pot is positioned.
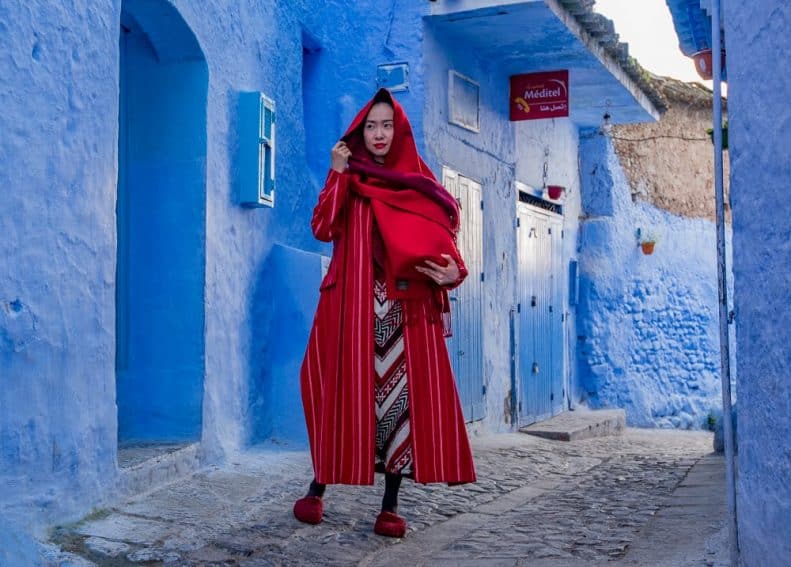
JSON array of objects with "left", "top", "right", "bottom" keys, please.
[
  {"left": 641, "top": 241, "right": 656, "bottom": 255},
  {"left": 547, "top": 185, "right": 564, "bottom": 200},
  {"left": 692, "top": 49, "right": 726, "bottom": 81}
]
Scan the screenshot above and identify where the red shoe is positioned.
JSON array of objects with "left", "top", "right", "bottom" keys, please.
[
  {"left": 293, "top": 496, "right": 323, "bottom": 524},
  {"left": 374, "top": 510, "right": 407, "bottom": 538}
]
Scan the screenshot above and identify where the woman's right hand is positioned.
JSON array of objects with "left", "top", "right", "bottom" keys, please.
[{"left": 331, "top": 141, "right": 352, "bottom": 173}]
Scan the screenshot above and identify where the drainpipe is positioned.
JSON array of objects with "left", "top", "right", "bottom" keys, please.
[{"left": 711, "top": 0, "right": 739, "bottom": 564}]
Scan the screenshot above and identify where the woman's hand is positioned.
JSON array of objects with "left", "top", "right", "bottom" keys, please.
[
  {"left": 331, "top": 141, "right": 352, "bottom": 173},
  {"left": 415, "top": 254, "right": 461, "bottom": 286}
]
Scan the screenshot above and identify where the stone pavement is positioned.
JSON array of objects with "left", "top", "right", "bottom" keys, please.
[{"left": 48, "top": 429, "right": 729, "bottom": 566}]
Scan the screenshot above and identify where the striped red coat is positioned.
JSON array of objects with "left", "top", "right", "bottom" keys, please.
[{"left": 300, "top": 170, "right": 477, "bottom": 485}]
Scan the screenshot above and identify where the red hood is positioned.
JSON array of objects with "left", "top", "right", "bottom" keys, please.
[
  {"left": 341, "top": 88, "right": 424, "bottom": 173},
  {"left": 341, "top": 89, "right": 459, "bottom": 230}
]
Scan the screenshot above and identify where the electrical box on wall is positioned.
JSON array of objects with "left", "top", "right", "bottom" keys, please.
[
  {"left": 377, "top": 62, "right": 409, "bottom": 92},
  {"left": 238, "top": 92, "right": 276, "bottom": 207}
]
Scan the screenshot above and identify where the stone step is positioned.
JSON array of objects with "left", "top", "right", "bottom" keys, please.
[
  {"left": 118, "top": 442, "right": 202, "bottom": 496},
  {"left": 519, "top": 408, "right": 626, "bottom": 441}
]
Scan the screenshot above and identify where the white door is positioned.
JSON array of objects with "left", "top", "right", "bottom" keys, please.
[{"left": 442, "top": 167, "right": 485, "bottom": 422}]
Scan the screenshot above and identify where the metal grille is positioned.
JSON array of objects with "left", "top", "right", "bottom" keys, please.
[{"left": 518, "top": 191, "right": 563, "bottom": 216}]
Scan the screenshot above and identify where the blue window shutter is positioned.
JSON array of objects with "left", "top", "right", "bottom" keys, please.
[
  {"left": 239, "top": 91, "right": 275, "bottom": 208},
  {"left": 259, "top": 95, "right": 275, "bottom": 206}
]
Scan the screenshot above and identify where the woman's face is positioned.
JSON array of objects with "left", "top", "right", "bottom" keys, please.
[{"left": 363, "top": 102, "right": 394, "bottom": 163}]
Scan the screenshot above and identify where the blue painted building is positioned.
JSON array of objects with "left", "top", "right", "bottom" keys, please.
[
  {"left": 0, "top": 0, "right": 692, "bottom": 552},
  {"left": 575, "top": 79, "right": 734, "bottom": 430},
  {"left": 667, "top": 0, "right": 791, "bottom": 564}
]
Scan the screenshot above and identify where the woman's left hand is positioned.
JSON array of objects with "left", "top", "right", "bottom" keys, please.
[{"left": 415, "top": 254, "right": 460, "bottom": 286}]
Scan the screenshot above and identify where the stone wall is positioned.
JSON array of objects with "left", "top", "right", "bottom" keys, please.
[
  {"left": 577, "top": 131, "right": 728, "bottom": 429},
  {"left": 611, "top": 77, "right": 729, "bottom": 222}
]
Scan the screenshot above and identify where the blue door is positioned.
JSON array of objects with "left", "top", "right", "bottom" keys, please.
[
  {"left": 549, "top": 216, "right": 565, "bottom": 417},
  {"left": 443, "top": 168, "right": 485, "bottom": 422},
  {"left": 116, "top": 4, "right": 208, "bottom": 445},
  {"left": 517, "top": 202, "right": 565, "bottom": 425}
]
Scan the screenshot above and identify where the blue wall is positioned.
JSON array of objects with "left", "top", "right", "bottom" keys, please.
[
  {"left": 725, "top": 1, "right": 791, "bottom": 563},
  {"left": 0, "top": 0, "right": 693, "bottom": 551},
  {"left": 0, "top": 0, "right": 121, "bottom": 527},
  {"left": 576, "top": 132, "right": 728, "bottom": 429},
  {"left": 0, "top": 0, "right": 439, "bottom": 531},
  {"left": 248, "top": 244, "right": 322, "bottom": 445}
]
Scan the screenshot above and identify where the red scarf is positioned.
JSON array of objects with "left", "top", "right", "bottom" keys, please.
[{"left": 341, "top": 90, "right": 463, "bottom": 309}]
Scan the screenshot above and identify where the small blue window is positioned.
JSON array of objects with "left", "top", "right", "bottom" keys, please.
[{"left": 239, "top": 92, "right": 275, "bottom": 207}]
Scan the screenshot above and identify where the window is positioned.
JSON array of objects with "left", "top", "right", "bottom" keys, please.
[
  {"left": 448, "top": 70, "right": 480, "bottom": 132},
  {"left": 239, "top": 92, "right": 275, "bottom": 207}
]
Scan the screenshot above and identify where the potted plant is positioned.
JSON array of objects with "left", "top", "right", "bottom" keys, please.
[
  {"left": 546, "top": 185, "right": 565, "bottom": 200},
  {"left": 640, "top": 240, "right": 656, "bottom": 255},
  {"left": 637, "top": 229, "right": 659, "bottom": 255},
  {"left": 692, "top": 49, "right": 726, "bottom": 81}
]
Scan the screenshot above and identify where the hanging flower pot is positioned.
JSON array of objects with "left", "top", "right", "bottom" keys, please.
[
  {"left": 546, "top": 185, "right": 564, "bottom": 200},
  {"left": 692, "top": 49, "right": 726, "bottom": 81},
  {"left": 641, "top": 241, "right": 656, "bottom": 255}
]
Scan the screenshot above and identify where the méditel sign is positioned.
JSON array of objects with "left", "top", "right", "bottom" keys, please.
[{"left": 510, "top": 70, "right": 569, "bottom": 121}]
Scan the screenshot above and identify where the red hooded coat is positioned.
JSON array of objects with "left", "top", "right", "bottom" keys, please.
[{"left": 300, "top": 89, "right": 476, "bottom": 485}]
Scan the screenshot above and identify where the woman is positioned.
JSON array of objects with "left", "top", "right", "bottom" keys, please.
[{"left": 295, "top": 89, "right": 476, "bottom": 538}]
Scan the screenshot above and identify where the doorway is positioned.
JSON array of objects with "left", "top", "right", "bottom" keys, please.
[
  {"left": 116, "top": 1, "right": 208, "bottom": 455},
  {"left": 517, "top": 198, "right": 565, "bottom": 425}
]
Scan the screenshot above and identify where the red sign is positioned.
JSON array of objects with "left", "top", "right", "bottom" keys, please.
[{"left": 510, "top": 70, "right": 569, "bottom": 121}]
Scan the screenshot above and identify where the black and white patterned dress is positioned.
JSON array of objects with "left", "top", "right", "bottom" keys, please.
[{"left": 373, "top": 277, "right": 414, "bottom": 476}]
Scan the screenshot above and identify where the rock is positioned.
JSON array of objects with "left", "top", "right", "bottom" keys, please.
[{"left": 84, "top": 536, "right": 130, "bottom": 558}]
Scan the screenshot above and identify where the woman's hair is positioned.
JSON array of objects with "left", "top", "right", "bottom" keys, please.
[{"left": 371, "top": 89, "right": 394, "bottom": 109}]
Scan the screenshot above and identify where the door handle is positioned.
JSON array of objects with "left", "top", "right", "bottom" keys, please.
[{"left": 532, "top": 362, "right": 539, "bottom": 374}]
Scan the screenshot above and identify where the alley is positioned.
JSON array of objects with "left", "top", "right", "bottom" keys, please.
[{"left": 50, "top": 429, "right": 727, "bottom": 566}]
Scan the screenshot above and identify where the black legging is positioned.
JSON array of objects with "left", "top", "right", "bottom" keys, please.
[{"left": 307, "top": 473, "right": 403, "bottom": 513}]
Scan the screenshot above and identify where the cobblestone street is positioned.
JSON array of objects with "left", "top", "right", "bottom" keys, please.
[{"left": 49, "top": 429, "right": 728, "bottom": 566}]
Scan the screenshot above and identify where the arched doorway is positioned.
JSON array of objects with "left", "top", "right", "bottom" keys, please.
[{"left": 116, "top": 0, "right": 207, "bottom": 453}]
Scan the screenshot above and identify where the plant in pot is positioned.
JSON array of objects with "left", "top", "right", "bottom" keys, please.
[
  {"left": 692, "top": 49, "right": 727, "bottom": 81},
  {"left": 546, "top": 185, "right": 565, "bottom": 200},
  {"left": 637, "top": 229, "right": 659, "bottom": 255}
]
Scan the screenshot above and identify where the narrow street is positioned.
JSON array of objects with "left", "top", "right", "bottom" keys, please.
[{"left": 50, "top": 429, "right": 727, "bottom": 566}]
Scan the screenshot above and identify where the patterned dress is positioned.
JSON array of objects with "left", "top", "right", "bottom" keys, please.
[{"left": 373, "top": 277, "right": 414, "bottom": 477}]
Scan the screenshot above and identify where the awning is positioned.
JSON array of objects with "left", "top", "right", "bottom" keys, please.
[
  {"left": 665, "top": 0, "right": 723, "bottom": 56},
  {"left": 665, "top": 0, "right": 726, "bottom": 80},
  {"left": 426, "top": 0, "right": 664, "bottom": 127}
]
